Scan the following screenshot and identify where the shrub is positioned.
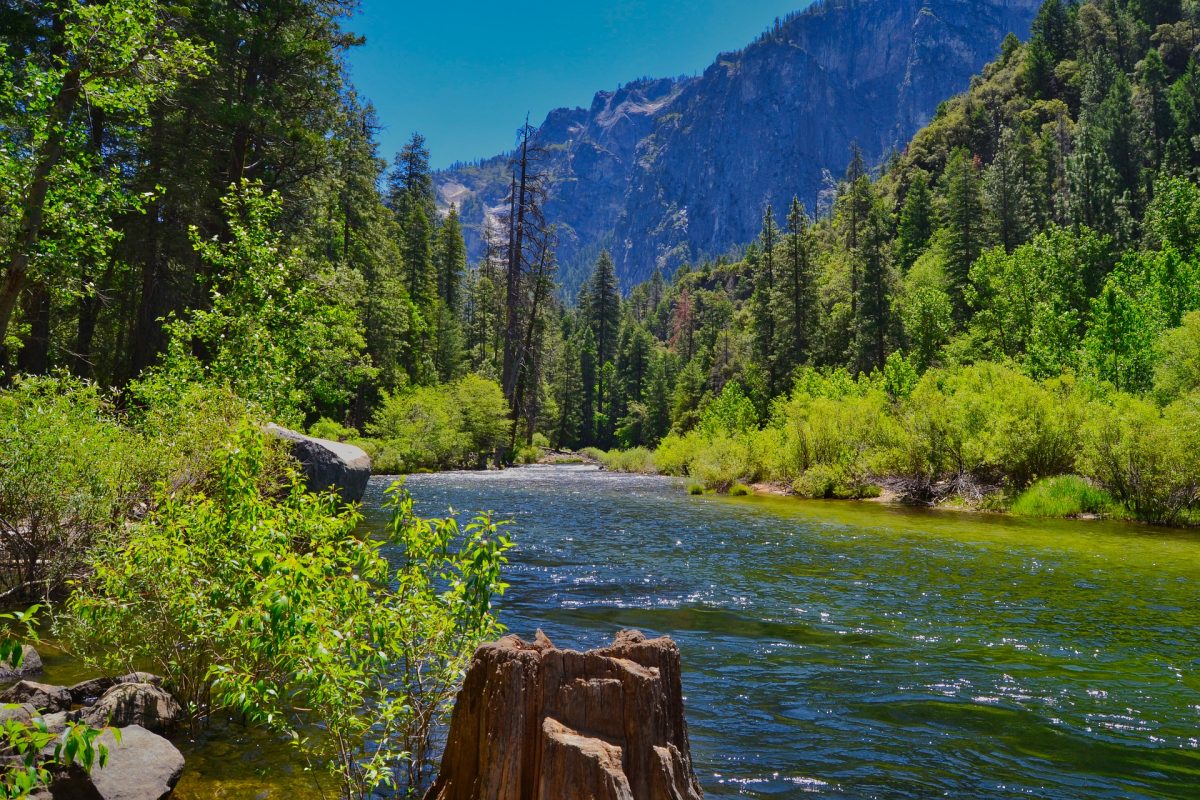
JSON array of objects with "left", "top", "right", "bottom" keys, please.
[
  {"left": 0, "top": 376, "right": 146, "bottom": 600},
  {"left": 1011, "top": 475, "right": 1114, "bottom": 517},
  {"left": 601, "top": 447, "right": 656, "bottom": 474},
  {"left": 308, "top": 417, "right": 359, "bottom": 442},
  {"left": 59, "top": 427, "right": 511, "bottom": 796},
  {"left": 728, "top": 483, "right": 751, "bottom": 496},
  {"left": 579, "top": 446, "right": 609, "bottom": 463},
  {"left": 1080, "top": 392, "right": 1200, "bottom": 524},
  {"left": 687, "top": 483, "right": 704, "bottom": 495},
  {"left": 690, "top": 434, "right": 756, "bottom": 491},
  {"left": 653, "top": 432, "right": 702, "bottom": 476},
  {"left": 792, "top": 464, "right": 878, "bottom": 500},
  {"left": 367, "top": 374, "right": 508, "bottom": 472}
]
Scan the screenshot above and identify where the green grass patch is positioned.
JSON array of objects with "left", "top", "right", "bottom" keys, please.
[
  {"left": 1011, "top": 475, "right": 1114, "bottom": 518},
  {"left": 728, "top": 483, "right": 752, "bottom": 496},
  {"left": 687, "top": 483, "right": 705, "bottom": 496}
]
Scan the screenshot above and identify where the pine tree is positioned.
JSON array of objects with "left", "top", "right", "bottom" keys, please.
[
  {"left": 777, "top": 197, "right": 817, "bottom": 374},
  {"left": 854, "top": 196, "right": 894, "bottom": 373},
  {"left": 751, "top": 205, "right": 781, "bottom": 395},
  {"left": 402, "top": 203, "right": 435, "bottom": 307},
  {"left": 985, "top": 128, "right": 1038, "bottom": 252},
  {"left": 435, "top": 205, "right": 466, "bottom": 311},
  {"left": 896, "top": 173, "right": 934, "bottom": 269},
  {"left": 581, "top": 250, "right": 621, "bottom": 366},
  {"left": 941, "top": 147, "right": 986, "bottom": 322},
  {"left": 387, "top": 132, "right": 435, "bottom": 220}
]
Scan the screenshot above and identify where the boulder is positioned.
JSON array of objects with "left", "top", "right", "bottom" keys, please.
[
  {"left": 0, "top": 680, "right": 72, "bottom": 713},
  {"left": 81, "top": 683, "right": 180, "bottom": 734},
  {"left": 70, "top": 673, "right": 163, "bottom": 706},
  {"left": 0, "top": 645, "right": 44, "bottom": 683},
  {"left": 266, "top": 423, "right": 371, "bottom": 503},
  {"left": 0, "top": 702, "right": 38, "bottom": 726},
  {"left": 49, "top": 725, "right": 184, "bottom": 800},
  {"left": 427, "top": 629, "right": 704, "bottom": 800}
]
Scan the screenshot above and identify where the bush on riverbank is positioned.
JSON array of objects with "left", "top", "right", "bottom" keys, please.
[
  {"left": 1011, "top": 476, "right": 1115, "bottom": 518},
  {"left": 58, "top": 427, "right": 511, "bottom": 796},
  {"left": 601, "top": 362, "right": 1200, "bottom": 525},
  {"left": 365, "top": 374, "right": 509, "bottom": 473}
]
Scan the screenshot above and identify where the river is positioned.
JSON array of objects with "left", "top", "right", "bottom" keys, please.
[{"left": 80, "top": 464, "right": 1200, "bottom": 798}]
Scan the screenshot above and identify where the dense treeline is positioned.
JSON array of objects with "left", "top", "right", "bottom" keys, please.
[{"left": 537, "top": 0, "right": 1200, "bottom": 523}]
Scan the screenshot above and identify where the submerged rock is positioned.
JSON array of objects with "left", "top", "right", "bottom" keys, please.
[
  {"left": 427, "top": 629, "right": 704, "bottom": 800},
  {"left": 50, "top": 724, "right": 184, "bottom": 800},
  {"left": 266, "top": 423, "right": 371, "bottom": 503}
]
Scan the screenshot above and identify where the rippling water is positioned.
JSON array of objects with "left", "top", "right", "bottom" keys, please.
[{"left": 364, "top": 465, "right": 1200, "bottom": 800}]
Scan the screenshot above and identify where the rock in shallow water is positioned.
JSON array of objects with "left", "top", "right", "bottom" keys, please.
[
  {"left": 0, "top": 644, "right": 43, "bottom": 683},
  {"left": 50, "top": 725, "right": 184, "bottom": 800},
  {"left": 427, "top": 629, "right": 704, "bottom": 800},
  {"left": 81, "top": 682, "right": 181, "bottom": 734}
]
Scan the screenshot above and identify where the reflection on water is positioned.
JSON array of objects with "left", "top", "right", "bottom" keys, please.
[{"left": 47, "top": 464, "right": 1200, "bottom": 798}]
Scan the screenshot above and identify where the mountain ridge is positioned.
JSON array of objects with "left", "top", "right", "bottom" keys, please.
[{"left": 437, "top": 0, "right": 1043, "bottom": 294}]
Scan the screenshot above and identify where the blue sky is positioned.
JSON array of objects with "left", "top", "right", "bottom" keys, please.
[{"left": 344, "top": 1, "right": 813, "bottom": 170}]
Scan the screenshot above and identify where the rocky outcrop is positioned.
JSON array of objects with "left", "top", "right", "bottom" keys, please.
[
  {"left": 49, "top": 725, "right": 185, "bottom": 800},
  {"left": 0, "top": 644, "right": 43, "bottom": 682},
  {"left": 266, "top": 423, "right": 372, "bottom": 504},
  {"left": 81, "top": 682, "right": 181, "bottom": 734},
  {"left": 0, "top": 680, "right": 72, "bottom": 713},
  {"left": 427, "top": 629, "right": 703, "bottom": 800},
  {"left": 437, "top": 0, "right": 1041, "bottom": 292}
]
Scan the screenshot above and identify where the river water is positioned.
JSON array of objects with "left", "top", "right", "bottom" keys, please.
[
  {"left": 368, "top": 465, "right": 1199, "bottom": 800},
  {"left": 88, "top": 464, "right": 1198, "bottom": 797}
]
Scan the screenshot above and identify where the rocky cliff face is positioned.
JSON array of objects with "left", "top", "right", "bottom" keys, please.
[{"left": 436, "top": 0, "right": 1041, "bottom": 293}]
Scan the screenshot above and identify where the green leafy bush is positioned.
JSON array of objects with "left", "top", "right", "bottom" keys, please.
[
  {"left": 1080, "top": 393, "right": 1200, "bottom": 524},
  {"left": 600, "top": 447, "right": 656, "bottom": 474},
  {"left": 1011, "top": 475, "right": 1114, "bottom": 517},
  {"left": 367, "top": 374, "right": 508, "bottom": 472},
  {"left": 728, "top": 483, "right": 751, "bottom": 496},
  {"left": 0, "top": 376, "right": 146, "bottom": 600},
  {"left": 59, "top": 427, "right": 512, "bottom": 796}
]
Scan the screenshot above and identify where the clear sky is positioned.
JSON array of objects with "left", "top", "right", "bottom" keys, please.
[{"left": 343, "top": 0, "right": 813, "bottom": 170}]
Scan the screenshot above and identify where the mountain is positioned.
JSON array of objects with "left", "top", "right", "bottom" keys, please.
[{"left": 436, "top": 0, "right": 1043, "bottom": 295}]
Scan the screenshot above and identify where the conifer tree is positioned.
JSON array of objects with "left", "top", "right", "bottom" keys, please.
[
  {"left": 778, "top": 197, "right": 817, "bottom": 374},
  {"left": 941, "top": 147, "right": 986, "bottom": 322},
  {"left": 751, "top": 205, "right": 781, "bottom": 395},
  {"left": 581, "top": 250, "right": 621, "bottom": 367},
  {"left": 896, "top": 173, "right": 934, "bottom": 269}
]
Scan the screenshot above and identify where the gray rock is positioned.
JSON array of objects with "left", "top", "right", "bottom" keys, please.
[
  {"left": 37, "top": 710, "right": 77, "bottom": 735},
  {"left": 0, "top": 680, "right": 72, "bottom": 713},
  {"left": 0, "top": 644, "right": 44, "bottom": 683},
  {"left": 49, "top": 725, "right": 184, "bottom": 800},
  {"left": 69, "top": 673, "right": 163, "bottom": 706},
  {"left": 81, "top": 683, "right": 180, "bottom": 734},
  {"left": 0, "top": 702, "right": 38, "bottom": 726},
  {"left": 267, "top": 423, "right": 371, "bottom": 503}
]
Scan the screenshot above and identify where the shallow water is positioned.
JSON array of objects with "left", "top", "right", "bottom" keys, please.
[
  {"left": 47, "top": 465, "right": 1200, "bottom": 798},
  {"left": 373, "top": 465, "right": 1200, "bottom": 799}
]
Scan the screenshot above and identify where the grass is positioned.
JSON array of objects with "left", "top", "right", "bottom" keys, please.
[
  {"left": 729, "top": 483, "right": 752, "bottom": 496},
  {"left": 594, "top": 447, "right": 657, "bottom": 474},
  {"left": 687, "top": 483, "right": 704, "bottom": 496},
  {"left": 1011, "top": 475, "right": 1114, "bottom": 518}
]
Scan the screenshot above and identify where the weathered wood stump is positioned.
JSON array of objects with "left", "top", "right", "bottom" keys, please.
[{"left": 427, "top": 629, "right": 704, "bottom": 800}]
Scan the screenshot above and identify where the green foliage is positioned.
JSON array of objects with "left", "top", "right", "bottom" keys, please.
[
  {"left": 366, "top": 374, "right": 508, "bottom": 472},
  {"left": 728, "top": 483, "right": 752, "bottom": 496},
  {"left": 598, "top": 447, "right": 657, "bottom": 474},
  {"left": 1079, "top": 392, "right": 1200, "bottom": 524},
  {"left": 155, "top": 183, "right": 373, "bottom": 425},
  {"left": 1011, "top": 475, "right": 1114, "bottom": 517},
  {"left": 0, "top": 376, "right": 145, "bottom": 600},
  {"left": 59, "top": 427, "right": 511, "bottom": 796},
  {"left": 698, "top": 381, "right": 759, "bottom": 437}
]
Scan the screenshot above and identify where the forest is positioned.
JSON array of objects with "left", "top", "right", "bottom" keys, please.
[{"left": 3, "top": 0, "right": 1200, "bottom": 795}]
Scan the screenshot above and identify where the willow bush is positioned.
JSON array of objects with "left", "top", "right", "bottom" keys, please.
[{"left": 59, "top": 427, "right": 512, "bottom": 798}]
